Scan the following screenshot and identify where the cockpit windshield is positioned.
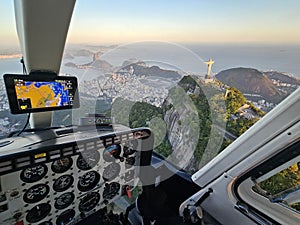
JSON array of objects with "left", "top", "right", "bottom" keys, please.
[{"left": 1, "top": 0, "right": 300, "bottom": 173}]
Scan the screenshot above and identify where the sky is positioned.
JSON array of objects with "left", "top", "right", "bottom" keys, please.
[{"left": 1, "top": 0, "right": 300, "bottom": 47}]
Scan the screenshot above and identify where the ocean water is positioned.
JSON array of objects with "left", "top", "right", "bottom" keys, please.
[
  {"left": 185, "top": 43, "right": 300, "bottom": 77},
  {"left": 1, "top": 43, "right": 300, "bottom": 78}
]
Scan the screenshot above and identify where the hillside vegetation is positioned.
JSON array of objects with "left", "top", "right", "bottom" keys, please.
[
  {"left": 116, "top": 75, "right": 264, "bottom": 171},
  {"left": 216, "top": 67, "right": 286, "bottom": 103}
]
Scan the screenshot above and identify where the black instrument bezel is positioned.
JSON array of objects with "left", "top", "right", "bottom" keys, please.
[{"left": 3, "top": 73, "right": 80, "bottom": 114}]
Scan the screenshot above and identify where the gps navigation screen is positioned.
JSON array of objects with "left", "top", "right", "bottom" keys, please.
[
  {"left": 4, "top": 74, "right": 79, "bottom": 114},
  {"left": 15, "top": 80, "right": 76, "bottom": 110}
]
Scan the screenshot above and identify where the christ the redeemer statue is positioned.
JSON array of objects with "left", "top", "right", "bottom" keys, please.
[{"left": 204, "top": 58, "right": 214, "bottom": 79}]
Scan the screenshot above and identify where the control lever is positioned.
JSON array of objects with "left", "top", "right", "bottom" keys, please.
[
  {"left": 183, "top": 206, "right": 204, "bottom": 224},
  {"left": 122, "top": 185, "right": 133, "bottom": 199},
  {"left": 183, "top": 188, "right": 213, "bottom": 224},
  {"left": 126, "top": 186, "right": 132, "bottom": 199}
]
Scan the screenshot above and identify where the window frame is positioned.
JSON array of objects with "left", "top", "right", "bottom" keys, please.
[{"left": 235, "top": 139, "right": 300, "bottom": 225}]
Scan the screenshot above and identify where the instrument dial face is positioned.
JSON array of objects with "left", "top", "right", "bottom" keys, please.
[
  {"left": 124, "top": 170, "right": 135, "bottom": 182},
  {"left": 26, "top": 203, "right": 51, "bottom": 223},
  {"left": 20, "top": 164, "right": 48, "bottom": 183},
  {"left": 51, "top": 157, "right": 73, "bottom": 174},
  {"left": 79, "top": 192, "right": 100, "bottom": 212},
  {"left": 103, "top": 144, "right": 121, "bottom": 162},
  {"left": 76, "top": 150, "right": 100, "bottom": 170},
  {"left": 56, "top": 209, "right": 75, "bottom": 225},
  {"left": 103, "top": 163, "right": 121, "bottom": 181},
  {"left": 53, "top": 175, "right": 74, "bottom": 192},
  {"left": 23, "top": 183, "right": 50, "bottom": 204},
  {"left": 78, "top": 171, "right": 100, "bottom": 192},
  {"left": 103, "top": 182, "right": 121, "bottom": 200},
  {"left": 54, "top": 192, "right": 75, "bottom": 210}
]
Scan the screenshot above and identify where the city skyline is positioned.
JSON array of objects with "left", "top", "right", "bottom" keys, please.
[{"left": 1, "top": 0, "right": 300, "bottom": 48}]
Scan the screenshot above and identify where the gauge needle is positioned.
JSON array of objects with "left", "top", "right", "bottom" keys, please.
[
  {"left": 111, "top": 150, "right": 116, "bottom": 155},
  {"left": 58, "top": 159, "right": 63, "bottom": 165},
  {"left": 37, "top": 206, "right": 41, "bottom": 216}
]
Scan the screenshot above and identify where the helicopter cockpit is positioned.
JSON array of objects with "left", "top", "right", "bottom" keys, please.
[{"left": 0, "top": 1, "right": 300, "bottom": 225}]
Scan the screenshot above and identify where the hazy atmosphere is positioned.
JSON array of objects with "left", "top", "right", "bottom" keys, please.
[{"left": 1, "top": 0, "right": 300, "bottom": 48}]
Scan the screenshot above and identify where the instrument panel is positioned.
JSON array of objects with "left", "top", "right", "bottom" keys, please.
[{"left": 0, "top": 127, "right": 153, "bottom": 225}]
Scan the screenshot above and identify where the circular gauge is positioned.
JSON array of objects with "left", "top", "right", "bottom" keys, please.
[
  {"left": 20, "top": 164, "right": 48, "bottom": 183},
  {"left": 54, "top": 192, "right": 75, "bottom": 210},
  {"left": 123, "top": 141, "right": 137, "bottom": 157},
  {"left": 103, "top": 144, "right": 121, "bottom": 162},
  {"left": 124, "top": 170, "right": 135, "bottom": 182},
  {"left": 23, "top": 183, "right": 50, "bottom": 204},
  {"left": 103, "top": 182, "right": 121, "bottom": 200},
  {"left": 103, "top": 163, "right": 121, "bottom": 181},
  {"left": 26, "top": 203, "right": 51, "bottom": 223},
  {"left": 79, "top": 192, "right": 100, "bottom": 212},
  {"left": 76, "top": 150, "right": 100, "bottom": 170},
  {"left": 78, "top": 171, "right": 100, "bottom": 192},
  {"left": 56, "top": 209, "right": 75, "bottom": 225},
  {"left": 51, "top": 157, "right": 73, "bottom": 174},
  {"left": 38, "top": 222, "right": 53, "bottom": 225},
  {"left": 53, "top": 175, "right": 74, "bottom": 192},
  {"left": 125, "top": 157, "right": 135, "bottom": 168}
]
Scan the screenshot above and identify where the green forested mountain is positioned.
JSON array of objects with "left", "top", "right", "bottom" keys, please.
[{"left": 117, "top": 75, "right": 264, "bottom": 171}]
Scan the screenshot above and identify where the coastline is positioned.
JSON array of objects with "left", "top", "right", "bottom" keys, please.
[{"left": 0, "top": 54, "right": 22, "bottom": 59}]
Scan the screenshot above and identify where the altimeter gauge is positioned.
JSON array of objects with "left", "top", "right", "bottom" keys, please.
[{"left": 20, "top": 164, "right": 48, "bottom": 183}]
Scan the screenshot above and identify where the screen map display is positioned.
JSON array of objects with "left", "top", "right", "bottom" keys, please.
[
  {"left": 4, "top": 74, "right": 79, "bottom": 114},
  {"left": 15, "top": 80, "right": 75, "bottom": 110}
]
